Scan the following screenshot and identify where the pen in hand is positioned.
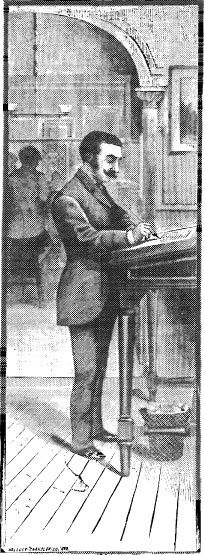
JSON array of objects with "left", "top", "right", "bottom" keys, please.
[
  {"left": 143, "top": 233, "right": 160, "bottom": 243},
  {"left": 149, "top": 232, "right": 160, "bottom": 239},
  {"left": 133, "top": 215, "right": 161, "bottom": 240}
]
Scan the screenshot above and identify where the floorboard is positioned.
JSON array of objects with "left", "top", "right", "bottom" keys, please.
[
  {"left": 148, "top": 464, "right": 180, "bottom": 551},
  {"left": 7, "top": 416, "right": 17, "bottom": 429},
  {"left": 6, "top": 435, "right": 47, "bottom": 485},
  {"left": 66, "top": 451, "right": 121, "bottom": 549},
  {"left": 7, "top": 429, "right": 35, "bottom": 464},
  {"left": 89, "top": 458, "right": 142, "bottom": 550},
  {"left": 13, "top": 453, "right": 75, "bottom": 540},
  {"left": 7, "top": 422, "right": 25, "bottom": 442},
  {"left": 7, "top": 450, "right": 68, "bottom": 539},
  {"left": 44, "top": 449, "right": 115, "bottom": 537},
  {"left": 120, "top": 460, "right": 161, "bottom": 551},
  {"left": 175, "top": 472, "right": 198, "bottom": 551},
  {"left": 6, "top": 438, "right": 68, "bottom": 511}
]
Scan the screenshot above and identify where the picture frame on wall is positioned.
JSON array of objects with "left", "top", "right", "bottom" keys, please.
[{"left": 169, "top": 66, "right": 198, "bottom": 153}]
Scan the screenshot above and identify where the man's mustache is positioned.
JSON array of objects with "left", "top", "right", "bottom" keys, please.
[{"left": 104, "top": 169, "right": 118, "bottom": 179}]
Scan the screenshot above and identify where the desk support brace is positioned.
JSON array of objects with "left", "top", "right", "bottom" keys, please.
[
  {"left": 146, "top": 289, "right": 159, "bottom": 401},
  {"left": 118, "top": 311, "right": 135, "bottom": 476}
]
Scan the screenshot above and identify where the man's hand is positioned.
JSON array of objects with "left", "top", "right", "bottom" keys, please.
[{"left": 132, "top": 222, "right": 155, "bottom": 244}]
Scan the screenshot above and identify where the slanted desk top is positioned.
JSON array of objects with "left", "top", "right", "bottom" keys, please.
[{"left": 111, "top": 226, "right": 197, "bottom": 290}]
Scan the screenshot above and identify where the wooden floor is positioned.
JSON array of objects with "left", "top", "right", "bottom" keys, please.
[{"left": 4, "top": 382, "right": 199, "bottom": 552}]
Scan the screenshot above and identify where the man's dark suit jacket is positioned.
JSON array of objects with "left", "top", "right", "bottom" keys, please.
[{"left": 52, "top": 167, "right": 133, "bottom": 326}]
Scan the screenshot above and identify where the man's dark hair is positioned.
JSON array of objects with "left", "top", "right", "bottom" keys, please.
[
  {"left": 19, "top": 146, "right": 42, "bottom": 165},
  {"left": 79, "top": 131, "right": 122, "bottom": 162}
]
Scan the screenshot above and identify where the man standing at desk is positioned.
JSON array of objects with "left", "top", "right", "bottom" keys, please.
[{"left": 52, "top": 131, "right": 152, "bottom": 459}]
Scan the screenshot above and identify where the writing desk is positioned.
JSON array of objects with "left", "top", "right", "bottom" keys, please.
[{"left": 110, "top": 230, "right": 197, "bottom": 476}]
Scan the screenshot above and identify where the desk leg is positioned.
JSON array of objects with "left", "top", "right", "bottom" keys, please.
[
  {"left": 118, "top": 312, "right": 135, "bottom": 477},
  {"left": 146, "top": 290, "right": 159, "bottom": 401}
]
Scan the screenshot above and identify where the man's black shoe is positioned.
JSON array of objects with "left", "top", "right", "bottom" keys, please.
[
  {"left": 82, "top": 447, "right": 106, "bottom": 460},
  {"left": 71, "top": 445, "right": 106, "bottom": 460},
  {"left": 93, "top": 429, "right": 118, "bottom": 442}
]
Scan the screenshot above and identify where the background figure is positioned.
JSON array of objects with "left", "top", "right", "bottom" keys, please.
[
  {"left": 46, "top": 170, "right": 64, "bottom": 243},
  {"left": 7, "top": 145, "right": 51, "bottom": 307},
  {"left": 8, "top": 152, "right": 18, "bottom": 175}
]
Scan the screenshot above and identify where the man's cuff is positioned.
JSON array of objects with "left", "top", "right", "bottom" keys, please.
[{"left": 126, "top": 228, "right": 135, "bottom": 245}]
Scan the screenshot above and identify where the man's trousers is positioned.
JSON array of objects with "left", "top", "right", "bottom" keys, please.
[{"left": 69, "top": 297, "right": 119, "bottom": 451}]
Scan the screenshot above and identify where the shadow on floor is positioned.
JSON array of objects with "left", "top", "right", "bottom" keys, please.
[{"left": 6, "top": 390, "right": 72, "bottom": 445}]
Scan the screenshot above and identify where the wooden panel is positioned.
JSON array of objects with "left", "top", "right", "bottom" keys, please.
[
  {"left": 8, "top": 13, "right": 36, "bottom": 113},
  {"left": 156, "top": 131, "right": 197, "bottom": 209},
  {"left": 9, "top": 117, "right": 41, "bottom": 141},
  {"left": 139, "top": 289, "right": 196, "bottom": 380},
  {"left": 157, "top": 205, "right": 196, "bottom": 382},
  {"left": 8, "top": 88, "right": 36, "bottom": 114},
  {"left": 156, "top": 209, "right": 197, "bottom": 230},
  {"left": 9, "top": 13, "right": 35, "bottom": 76},
  {"left": 157, "top": 290, "right": 196, "bottom": 379},
  {"left": 166, "top": 152, "right": 197, "bottom": 206}
]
